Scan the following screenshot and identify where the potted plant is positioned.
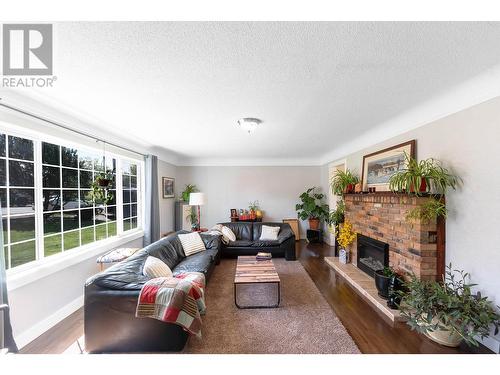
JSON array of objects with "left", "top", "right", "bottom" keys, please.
[
  {"left": 374, "top": 266, "right": 396, "bottom": 299},
  {"left": 337, "top": 220, "right": 356, "bottom": 264},
  {"left": 399, "top": 264, "right": 500, "bottom": 347},
  {"left": 405, "top": 197, "right": 447, "bottom": 224},
  {"left": 95, "top": 170, "right": 115, "bottom": 188},
  {"left": 248, "top": 200, "right": 260, "bottom": 220},
  {"left": 389, "top": 152, "right": 460, "bottom": 195},
  {"left": 327, "top": 199, "right": 345, "bottom": 234},
  {"left": 180, "top": 184, "right": 198, "bottom": 203},
  {"left": 89, "top": 172, "right": 114, "bottom": 205},
  {"left": 186, "top": 209, "right": 199, "bottom": 231},
  {"left": 331, "top": 169, "right": 360, "bottom": 195},
  {"left": 295, "top": 187, "right": 329, "bottom": 230}
]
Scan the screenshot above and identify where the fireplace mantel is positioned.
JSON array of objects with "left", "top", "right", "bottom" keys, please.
[{"left": 344, "top": 193, "right": 445, "bottom": 280}]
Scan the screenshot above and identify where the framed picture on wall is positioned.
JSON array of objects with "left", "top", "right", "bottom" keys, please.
[
  {"left": 162, "top": 177, "right": 175, "bottom": 198},
  {"left": 361, "top": 140, "right": 416, "bottom": 192}
]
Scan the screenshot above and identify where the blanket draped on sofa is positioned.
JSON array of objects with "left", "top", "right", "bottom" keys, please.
[{"left": 136, "top": 272, "right": 206, "bottom": 337}]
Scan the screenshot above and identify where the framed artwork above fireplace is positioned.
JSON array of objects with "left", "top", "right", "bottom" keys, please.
[{"left": 361, "top": 140, "right": 416, "bottom": 192}]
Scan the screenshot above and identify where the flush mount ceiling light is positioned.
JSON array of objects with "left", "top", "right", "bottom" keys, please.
[{"left": 237, "top": 117, "right": 262, "bottom": 134}]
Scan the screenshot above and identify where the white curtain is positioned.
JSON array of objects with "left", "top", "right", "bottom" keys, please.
[{"left": 144, "top": 155, "right": 160, "bottom": 246}]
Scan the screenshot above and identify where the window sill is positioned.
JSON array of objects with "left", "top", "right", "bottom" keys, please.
[{"left": 6, "top": 230, "right": 144, "bottom": 292}]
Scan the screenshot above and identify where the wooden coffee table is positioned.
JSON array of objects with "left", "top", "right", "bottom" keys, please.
[{"left": 234, "top": 255, "right": 280, "bottom": 309}]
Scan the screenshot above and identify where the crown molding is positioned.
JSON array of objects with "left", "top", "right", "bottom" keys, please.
[{"left": 176, "top": 156, "right": 321, "bottom": 167}]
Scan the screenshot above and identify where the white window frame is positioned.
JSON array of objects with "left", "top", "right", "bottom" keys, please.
[{"left": 0, "top": 120, "right": 145, "bottom": 277}]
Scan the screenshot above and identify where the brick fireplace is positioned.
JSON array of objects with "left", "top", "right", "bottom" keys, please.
[{"left": 344, "top": 193, "right": 445, "bottom": 280}]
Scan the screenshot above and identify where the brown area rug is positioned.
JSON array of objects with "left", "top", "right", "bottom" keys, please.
[{"left": 183, "top": 258, "right": 360, "bottom": 354}]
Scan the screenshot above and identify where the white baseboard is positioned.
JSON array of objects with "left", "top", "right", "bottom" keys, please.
[{"left": 14, "top": 295, "right": 83, "bottom": 349}]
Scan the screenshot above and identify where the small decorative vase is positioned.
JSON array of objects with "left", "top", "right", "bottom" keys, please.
[{"left": 339, "top": 248, "right": 350, "bottom": 264}]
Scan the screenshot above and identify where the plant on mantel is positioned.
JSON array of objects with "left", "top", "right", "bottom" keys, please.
[
  {"left": 330, "top": 169, "right": 360, "bottom": 195},
  {"left": 389, "top": 152, "right": 462, "bottom": 224},
  {"left": 389, "top": 152, "right": 460, "bottom": 195}
]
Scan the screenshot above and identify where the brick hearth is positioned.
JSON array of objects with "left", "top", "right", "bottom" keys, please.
[{"left": 344, "top": 193, "right": 444, "bottom": 280}]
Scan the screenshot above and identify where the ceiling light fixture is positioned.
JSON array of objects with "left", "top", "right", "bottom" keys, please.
[{"left": 237, "top": 117, "right": 262, "bottom": 134}]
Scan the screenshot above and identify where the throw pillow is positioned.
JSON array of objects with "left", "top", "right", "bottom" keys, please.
[
  {"left": 178, "top": 232, "right": 206, "bottom": 256},
  {"left": 221, "top": 225, "right": 236, "bottom": 243},
  {"left": 143, "top": 256, "right": 173, "bottom": 278},
  {"left": 259, "top": 225, "right": 280, "bottom": 240}
]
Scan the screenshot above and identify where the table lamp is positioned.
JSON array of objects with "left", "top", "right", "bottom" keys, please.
[{"left": 189, "top": 192, "right": 206, "bottom": 230}]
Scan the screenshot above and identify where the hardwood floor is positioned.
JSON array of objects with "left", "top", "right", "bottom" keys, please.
[
  {"left": 20, "top": 240, "right": 492, "bottom": 354},
  {"left": 296, "top": 240, "right": 491, "bottom": 354}
]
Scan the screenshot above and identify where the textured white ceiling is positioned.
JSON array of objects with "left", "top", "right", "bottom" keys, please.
[{"left": 21, "top": 22, "right": 500, "bottom": 164}]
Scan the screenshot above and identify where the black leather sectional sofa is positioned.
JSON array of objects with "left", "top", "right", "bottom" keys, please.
[
  {"left": 84, "top": 222, "right": 296, "bottom": 353},
  {"left": 84, "top": 231, "right": 221, "bottom": 353},
  {"left": 218, "top": 222, "right": 296, "bottom": 260}
]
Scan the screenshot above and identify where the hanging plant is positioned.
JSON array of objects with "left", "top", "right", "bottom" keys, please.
[
  {"left": 89, "top": 170, "right": 115, "bottom": 205},
  {"left": 95, "top": 170, "right": 115, "bottom": 188}
]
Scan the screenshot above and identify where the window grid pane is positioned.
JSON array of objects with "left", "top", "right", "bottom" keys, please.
[{"left": 2, "top": 133, "right": 139, "bottom": 270}]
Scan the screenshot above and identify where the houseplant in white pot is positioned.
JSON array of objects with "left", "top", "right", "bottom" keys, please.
[{"left": 399, "top": 265, "right": 500, "bottom": 347}]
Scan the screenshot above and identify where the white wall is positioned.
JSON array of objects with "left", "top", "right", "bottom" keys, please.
[
  {"left": 322, "top": 96, "right": 500, "bottom": 351},
  {"left": 177, "top": 166, "right": 323, "bottom": 237},
  {"left": 157, "top": 160, "right": 178, "bottom": 235}
]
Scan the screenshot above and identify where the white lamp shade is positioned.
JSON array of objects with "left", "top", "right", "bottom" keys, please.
[{"left": 189, "top": 192, "right": 206, "bottom": 206}]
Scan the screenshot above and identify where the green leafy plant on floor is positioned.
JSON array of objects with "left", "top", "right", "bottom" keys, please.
[
  {"left": 389, "top": 152, "right": 460, "bottom": 196},
  {"left": 181, "top": 184, "right": 198, "bottom": 202},
  {"left": 295, "top": 187, "right": 330, "bottom": 221},
  {"left": 399, "top": 264, "right": 500, "bottom": 347},
  {"left": 406, "top": 198, "right": 447, "bottom": 224},
  {"left": 186, "top": 209, "right": 199, "bottom": 229},
  {"left": 330, "top": 169, "right": 360, "bottom": 195}
]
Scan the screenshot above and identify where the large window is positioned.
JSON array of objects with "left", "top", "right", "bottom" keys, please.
[
  {"left": 1, "top": 134, "right": 36, "bottom": 268},
  {"left": 0, "top": 130, "right": 143, "bottom": 270},
  {"left": 122, "top": 161, "right": 138, "bottom": 231}
]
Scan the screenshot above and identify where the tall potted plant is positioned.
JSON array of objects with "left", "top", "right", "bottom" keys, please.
[
  {"left": 295, "top": 187, "right": 329, "bottom": 230},
  {"left": 331, "top": 169, "right": 360, "bottom": 195},
  {"left": 399, "top": 265, "right": 500, "bottom": 347}
]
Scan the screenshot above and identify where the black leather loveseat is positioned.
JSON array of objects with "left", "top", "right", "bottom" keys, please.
[
  {"left": 218, "top": 222, "right": 296, "bottom": 260},
  {"left": 84, "top": 231, "right": 221, "bottom": 353}
]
